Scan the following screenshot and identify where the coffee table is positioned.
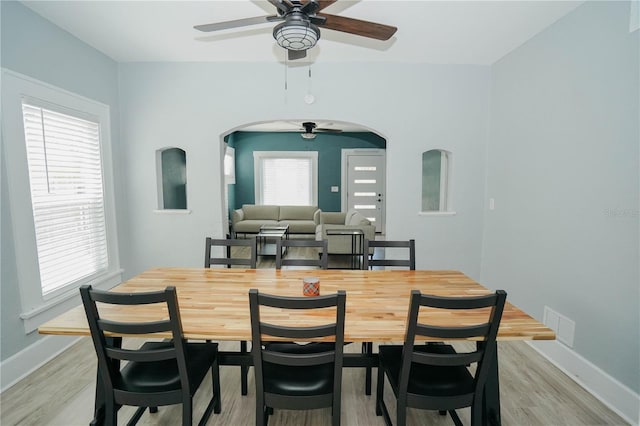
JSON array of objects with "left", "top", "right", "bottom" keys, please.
[{"left": 256, "top": 224, "right": 289, "bottom": 256}]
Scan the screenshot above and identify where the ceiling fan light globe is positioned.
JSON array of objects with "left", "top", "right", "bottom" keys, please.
[
  {"left": 301, "top": 132, "right": 316, "bottom": 140},
  {"left": 273, "top": 21, "right": 320, "bottom": 51}
]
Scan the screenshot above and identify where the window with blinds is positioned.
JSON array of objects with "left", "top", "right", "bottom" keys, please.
[
  {"left": 254, "top": 151, "right": 318, "bottom": 206},
  {"left": 22, "top": 102, "right": 109, "bottom": 296}
]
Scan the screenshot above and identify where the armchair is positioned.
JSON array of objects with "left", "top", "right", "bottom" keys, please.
[{"left": 315, "top": 211, "right": 376, "bottom": 255}]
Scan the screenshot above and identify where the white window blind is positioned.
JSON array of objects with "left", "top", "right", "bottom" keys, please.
[
  {"left": 22, "top": 102, "right": 109, "bottom": 296},
  {"left": 253, "top": 151, "right": 318, "bottom": 206},
  {"left": 261, "top": 157, "right": 312, "bottom": 205}
]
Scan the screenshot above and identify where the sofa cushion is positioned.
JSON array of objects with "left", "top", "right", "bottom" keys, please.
[
  {"left": 278, "top": 205, "right": 318, "bottom": 221},
  {"left": 278, "top": 220, "right": 317, "bottom": 234},
  {"left": 243, "top": 205, "right": 280, "bottom": 220},
  {"left": 234, "top": 219, "right": 278, "bottom": 233},
  {"left": 321, "top": 212, "right": 347, "bottom": 225}
]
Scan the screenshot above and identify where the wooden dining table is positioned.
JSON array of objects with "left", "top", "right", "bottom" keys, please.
[{"left": 39, "top": 267, "right": 555, "bottom": 425}]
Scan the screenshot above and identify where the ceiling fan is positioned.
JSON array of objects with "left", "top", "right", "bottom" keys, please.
[
  {"left": 300, "top": 121, "right": 342, "bottom": 139},
  {"left": 194, "top": 0, "right": 397, "bottom": 60}
]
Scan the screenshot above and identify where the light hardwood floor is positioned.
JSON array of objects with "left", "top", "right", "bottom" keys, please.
[{"left": 0, "top": 248, "right": 629, "bottom": 425}]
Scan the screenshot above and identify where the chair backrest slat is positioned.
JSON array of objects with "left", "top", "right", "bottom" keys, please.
[
  {"left": 106, "top": 346, "right": 177, "bottom": 362},
  {"left": 260, "top": 323, "right": 336, "bottom": 339},
  {"left": 363, "top": 239, "right": 415, "bottom": 270},
  {"left": 258, "top": 292, "right": 337, "bottom": 309},
  {"left": 98, "top": 319, "right": 173, "bottom": 335},
  {"left": 411, "top": 349, "right": 482, "bottom": 367},
  {"left": 415, "top": 323, "right": 491, "bottom": 339},
  {"left": 276, "top": 239, "right": 328, "bottom": 269},
  {"left": 205, "top": 236, "right": 257, "bottom": 269}
]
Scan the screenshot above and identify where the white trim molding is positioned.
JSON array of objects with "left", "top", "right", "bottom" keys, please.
[
  {"left": 529, "top": 340, "right": 640, "bottom": 425},
  {"left": 0, "top": 335, "right": 82, "bottom": 393}
]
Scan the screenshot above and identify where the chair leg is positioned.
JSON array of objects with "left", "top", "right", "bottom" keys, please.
[
  {"left": 256, "top": 395, "right": 266, "bottom": 426},
  {"left": 470, "top": 402, "right": 483, "bottom": 426},
  {"left": 450, "top": 409, "right": 464, "bottom": 426},
  {"left": 375, "top": 365, "right": 384, "bottom": 416},
  {"left": 362, "top": 342, "right": 373, "bottom": 395},
  {"left": 127, "top": 407, "right": 147, "bottom": 426},
  {"left": 149, "top": 407, "right": 158, "bottom": 413},
  {"left": 105, "top": 397, "right": 116, "bottom": 426},
  {"left": 182, "top": 397, "right": 192, "bottom": 426},
  {"left": 212, "top": 358, "right": 222, "bottom": 414},
  {"left": 240, "top": 340, "right": 249, "bottom": 395},
  {"left": 396, "top": 398, "right": 407, "bottom": 426}
]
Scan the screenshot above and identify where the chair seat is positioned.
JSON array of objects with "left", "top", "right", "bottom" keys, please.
[
  {"left": 263, "top": 361, "right": 334, "bottom": 396},
  {"left": 117, "top": 341, "right": 218, "bottom": 395},
  {"left": 378, "top": 344, "right": 474, "bottom": 397},
  {"left": 262, "top": 342, "right": 337, "bottom": 395}
]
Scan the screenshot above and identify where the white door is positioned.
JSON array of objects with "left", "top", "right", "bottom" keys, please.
[{"left": 342, "top": 149, "right": 386, "bottom": 234}]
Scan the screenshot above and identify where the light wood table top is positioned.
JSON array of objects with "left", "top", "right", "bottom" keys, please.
[{"left": 39, "top": 268, "right": 555, "bottom": 342}]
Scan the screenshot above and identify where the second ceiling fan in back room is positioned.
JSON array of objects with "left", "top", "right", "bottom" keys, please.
[{"left": 194, "top": 0, "right": 398, "bottom": 60}]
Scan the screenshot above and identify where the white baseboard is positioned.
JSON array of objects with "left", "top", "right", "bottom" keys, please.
[
  {"left": 0, "top": 334, "right": 82, "bottom": 393},
  {"left": 528, "top": 340, "right": 640, "bottom": 426}
]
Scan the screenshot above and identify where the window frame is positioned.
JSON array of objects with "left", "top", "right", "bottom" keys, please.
[
  {"left": 2, "top": 69, "right": 122, "bottom": 333},
  {"left": 253, "top": 151, "right": 318, "bottom": 206}
]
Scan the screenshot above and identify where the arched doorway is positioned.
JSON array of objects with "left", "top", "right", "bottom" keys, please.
[{"left": 219, "top": 119, "right": 387, "bottom": 235}]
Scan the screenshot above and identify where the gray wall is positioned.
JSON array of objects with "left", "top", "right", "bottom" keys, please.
[
  {"left": 482, "top": 1, "right": 639, "bottom": 392},
  {"left": 0, "top": 1, "right": 124, "bottom": 360},
  {"left": 117, "top": 62, "right": 489, "bottom": 278}
]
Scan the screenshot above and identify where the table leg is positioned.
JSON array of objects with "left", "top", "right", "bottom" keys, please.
[{"left": 481, "top": 341, "right": 501, "bottom": 426}]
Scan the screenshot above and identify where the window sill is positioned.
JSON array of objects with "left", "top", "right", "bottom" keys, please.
[
  {"left": 153, "top": 209, "right": 192, "bottom": 214},
  {"left": 20, "top": 269, "right": 123, "bottom": 334},
  {"left": 418, "top": 211, "right": 457, "bottom": 217}
]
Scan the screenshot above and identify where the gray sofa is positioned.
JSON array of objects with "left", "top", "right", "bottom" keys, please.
[
  {"left": 231, "top": 204, "right": 321, "bottom": 236},
  {"left": 315, "top": 211, "right": 376, "bottom": 254}
]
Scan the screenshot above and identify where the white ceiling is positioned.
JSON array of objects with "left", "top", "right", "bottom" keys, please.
[{"left": 22, "top": 0, "right": 582, "bottom": 65}]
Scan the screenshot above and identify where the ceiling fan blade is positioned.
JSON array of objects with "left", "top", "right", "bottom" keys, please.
[
  {"left": 267, "top": 0, "right": 290, "bottom": 15},
  {"left": 317, "top": 0, "right": 338, "bottom": 11},
  {"left": 300, "top": 0, "right": 320, "bottom": 14},
  {"left": 317, "top": 13, "right": 397, "bottom": 40},
  {"left": 315, "top": 128, "right": 343, "bottom": 133},
  {"left": 288, "top": 49, "right": 307, "bottom": 60},
  {"left": 194, "top": 15, "right": 278, "bottom": 32}
]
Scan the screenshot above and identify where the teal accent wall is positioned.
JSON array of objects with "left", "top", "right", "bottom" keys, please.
[{"left": 229, "top": 131, "right": 385, "bottom": 212}]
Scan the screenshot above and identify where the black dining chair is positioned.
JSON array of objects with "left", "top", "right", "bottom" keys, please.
[
  {"left": 376, "top": 289, "right": 507, "bottom": 426},
  {"left": 205, "top": 235, "right": 256, "bottom": 395},
  {"left": 205, "top": 235, "right": 257, "bottom": 269},
  {"left": 275, "top": 238, "right": 328, "bottom": 269},
  {"left": 363, "top": 239, "right": 416, "bottom": 270},
  {"left": 360, "top": 238, "right": 416, "bottom": 395},
  {"left": 80, "top": 284, "right": 221, "bottom": 426},
  {"left": 249, "top": 288, "right": 346, "bottom": 426}
]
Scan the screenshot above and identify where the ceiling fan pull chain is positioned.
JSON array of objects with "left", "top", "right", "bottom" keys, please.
[
  {"left": 304, "top": 64, "right": 316, "bottom": 104},
  {"left": 284, "top": 53, "right": 288, "bottom": 91}
]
